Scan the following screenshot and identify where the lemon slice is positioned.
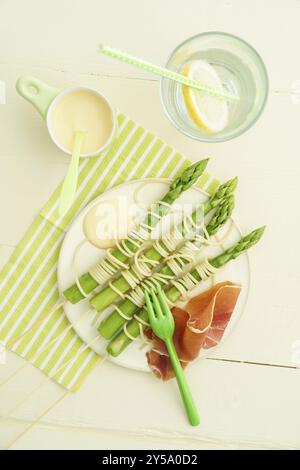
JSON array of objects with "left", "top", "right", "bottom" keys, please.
[{"left": 181, "top": 60, "right": 229, "bottom": 133}]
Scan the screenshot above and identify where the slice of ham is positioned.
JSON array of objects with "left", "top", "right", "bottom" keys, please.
[{"left": 146, "top": 281, "right": 241, "bottom": 380}]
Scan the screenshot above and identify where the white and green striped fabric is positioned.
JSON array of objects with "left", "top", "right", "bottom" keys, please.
[{"left": 0, "top": 113, "right": 219, "bottom": 391}]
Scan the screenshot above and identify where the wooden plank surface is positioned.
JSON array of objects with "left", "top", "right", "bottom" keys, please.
[{"left": 0, "top": 0, "right": 299, "bottom": 450}]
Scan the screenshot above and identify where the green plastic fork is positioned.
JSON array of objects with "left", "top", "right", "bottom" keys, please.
[{"left": 145, "top": 287, "right": 200, "bottom": 426}]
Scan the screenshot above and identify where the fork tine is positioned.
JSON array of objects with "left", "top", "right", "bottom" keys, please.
[
  {"left": 157, "top": 287, "right": 171, "bottom": 318},
  {"left": 145, "top": 290, "right": 156, "bottom": 322},
  {"left": 150, "top": 288, "right": 164, "bottom": 319}
]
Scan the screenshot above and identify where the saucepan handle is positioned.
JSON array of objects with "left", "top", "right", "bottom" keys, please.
[{"left": 16, "top": 75, "right": 59, "bottom": 119}]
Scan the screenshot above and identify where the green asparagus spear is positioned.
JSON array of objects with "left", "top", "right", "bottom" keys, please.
[
  {"left": 64, "top": 159, "right": 209, "bottom": 304},
  {"left": 107, "top": 226, "right": 265, "bottom": 357},
  {"left": 99, "top": 192, "right": 235, "bottom": 339},
  {"left": 91, "top": 177, "right": 237, "bottom": 313}
]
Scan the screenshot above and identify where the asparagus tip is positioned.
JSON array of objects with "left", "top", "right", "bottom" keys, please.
[
  {"left": 230, "top": 176, "right": 238, "bottom": 188},
  {"left": 194, "top": 157, "right": 209, "bottom": 170},
  {"left": 252, "top": 225, "right": 266, "bottom": 239}
]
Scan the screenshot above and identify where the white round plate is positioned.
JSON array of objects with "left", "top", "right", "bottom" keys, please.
[{"left": 57, "top": 179, "right": 250, "bottom": 372}]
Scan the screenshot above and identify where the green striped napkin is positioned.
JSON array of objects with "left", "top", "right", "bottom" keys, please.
[{"left": 0, "top": 113, "right": 218, "bottom": 391}]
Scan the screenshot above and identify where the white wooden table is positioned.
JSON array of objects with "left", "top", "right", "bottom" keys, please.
[{"left": 0, "top": 0, "right": 299, "bottom": 450}]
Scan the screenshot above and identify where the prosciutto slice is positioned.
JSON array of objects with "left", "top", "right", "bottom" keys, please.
[{"left": 146, "top": 281, "right": 241, "bottom": 380}]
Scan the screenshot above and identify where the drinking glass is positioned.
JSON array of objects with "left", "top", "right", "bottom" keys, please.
[{"left": 160, "top": 32, "right": 268, "bottom": 142}]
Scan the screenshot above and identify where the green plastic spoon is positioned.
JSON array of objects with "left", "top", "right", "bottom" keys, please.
[
  {"left": 145, "top": 287, "right": 200, "bottom": 426},
  {"left": 59, "top": 131, "right": 86, "bottom": 215}
]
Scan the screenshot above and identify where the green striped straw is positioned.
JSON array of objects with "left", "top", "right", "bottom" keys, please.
[{"left": 99, "top": 44, "right": 239, "bottom": 101}]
